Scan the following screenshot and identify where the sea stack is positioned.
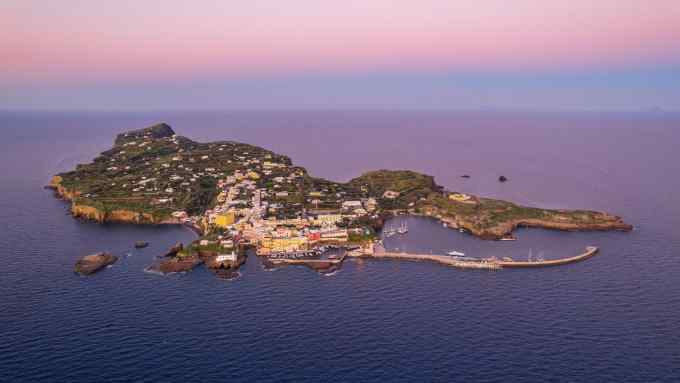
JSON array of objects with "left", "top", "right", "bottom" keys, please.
[{"left": 74, "top": 252, "right": 118, "bottom": 275}]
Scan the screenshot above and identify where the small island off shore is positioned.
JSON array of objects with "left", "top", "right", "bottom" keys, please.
[{"left": 49, "top": 123, "right": 631, "bottom": 275}]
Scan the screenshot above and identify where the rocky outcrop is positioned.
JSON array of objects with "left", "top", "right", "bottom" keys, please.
[
  {"left": 74, "top": 252, "right": 118, "bottom": 275},
  {"left": 162, "top": 242, "right": 184, "bottom": 257},
  {"left": 156, "top": 255, "right": 202, "bottom": 273},
  {"left": 71, "top": 203, "right": 106, "bottom": 222},
  {"left": 47, "top": 176, "right": 80, "bottom": 201}
]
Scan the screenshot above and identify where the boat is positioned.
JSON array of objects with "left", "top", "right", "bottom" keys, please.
[
  {"left": 134, "top": 241, "right": 149, "bottom": 248},
  {"left": 448, "top": 250, "right": 465, "bottom": 256},
  {"left": 397, "top": 221, "right": 408, "bottom": 234},
  {"left": 499, "top": 235, "right": 517, "bottom": 241}
]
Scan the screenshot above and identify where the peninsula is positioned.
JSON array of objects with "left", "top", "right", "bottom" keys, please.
[{"left": 49, "top": 123, "right": 632, "bottom": 275}]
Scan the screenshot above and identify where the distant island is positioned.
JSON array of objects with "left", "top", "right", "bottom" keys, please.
[{"left": 49, "top": 123, "right": 632, "bottom": 275}]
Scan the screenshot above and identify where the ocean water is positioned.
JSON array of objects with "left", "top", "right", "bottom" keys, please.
[{"left": 1, "top": 110, "right": 679, "bottom": 382}]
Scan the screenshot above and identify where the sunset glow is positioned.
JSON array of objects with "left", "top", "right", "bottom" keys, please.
[{"left": 3, "top": 0, "right": 680, "bottom": 109}]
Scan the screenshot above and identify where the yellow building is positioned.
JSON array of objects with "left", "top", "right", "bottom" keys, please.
[
  {"left": 449, "top": 193, "right": 473, "bottom": 202},
  {"left": 214, "top": 212, "right": 235, "bottom": 228},
  {"left": 260, "top": 236, "right": 309, "bottom": 252},
  {"left": 247, "top": 171, "right": 260, "bottom": 180}
]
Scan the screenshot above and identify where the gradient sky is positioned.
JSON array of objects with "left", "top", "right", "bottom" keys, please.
[{"left": 3, "top": 0, "right": 680, "bottom": 110}]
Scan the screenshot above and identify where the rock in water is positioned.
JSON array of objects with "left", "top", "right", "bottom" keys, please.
[
  {"left": 157, "top": 255, "right": 202, "bottom": 273},
  {"left": 162, "top": 242, "right": 184, "bottom": 257},
  {"left": 134, "top": 241, "right": 149, "bottom": 248},
  {"left": 498, "top": 175, "right": 508, "bottom": 182},
  {"left": 74, "top": 252, "right": 118, "bottom": 275}
]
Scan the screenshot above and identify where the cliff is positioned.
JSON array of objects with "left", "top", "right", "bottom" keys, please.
[{"left": 49, "top": 175, "right": 177, "bottom": 225}]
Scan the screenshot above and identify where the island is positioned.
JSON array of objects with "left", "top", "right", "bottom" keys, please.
[
  {"left": 74, "top": 252, "right": 118, "bottom": 275},
  {"left": 49, "top": 123, "right": 632, "bottom": 275}
]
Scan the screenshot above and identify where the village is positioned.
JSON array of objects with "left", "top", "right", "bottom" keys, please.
[
  {"left": 104, "top": 124, "right": 386, "bottom": 261},
  {"left": 187, "top": 162, "right": 382, "bottom": 261}
]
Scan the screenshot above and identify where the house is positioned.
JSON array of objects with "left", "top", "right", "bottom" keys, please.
[
  {"left": 214, "top": 212, "right": 235, "bottom": 228},
  {"left": 216, "top": 252, "right": 237, "bottom": 262},
  {"left": 342, "top": 200, "right": 363, "bottom": 210}
]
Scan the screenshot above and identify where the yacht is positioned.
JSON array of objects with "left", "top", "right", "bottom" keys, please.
[{"left": 448, "top": 250, "right": 465, "bottom": 256}]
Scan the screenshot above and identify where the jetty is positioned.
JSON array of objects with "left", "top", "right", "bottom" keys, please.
[
  {"left": 497, "top": 246, "right": 599, "bottom": 268},
  {"left": 267, "top": 252, "right": 346, "bottom": 266},
  {"left": 371, "top": 246, "right": 599, "bottom": 270}
]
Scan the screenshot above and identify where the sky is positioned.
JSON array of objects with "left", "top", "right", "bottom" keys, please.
[{"left": 2, "top": 0, "right": 680, "bottom": 111}]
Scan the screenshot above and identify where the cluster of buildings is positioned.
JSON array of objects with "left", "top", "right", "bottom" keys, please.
[
  {"left": 98, "top": 131, "right": 382, "bottom": 257},
  {"left": 195, "top": 167, "right": 380, "bottom": 256}
]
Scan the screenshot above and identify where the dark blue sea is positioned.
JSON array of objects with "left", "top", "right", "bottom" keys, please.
[{"left": 1, "top": 111, "right": 679, "bottom": 382}]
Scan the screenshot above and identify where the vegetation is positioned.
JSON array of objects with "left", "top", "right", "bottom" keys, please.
[{"left": 53, "top": 122, "right": 630, "bottom": 239}]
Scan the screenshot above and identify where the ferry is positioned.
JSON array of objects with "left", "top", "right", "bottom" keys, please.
[{"left": 448, "top": 250, "right": 465, "bottom": 256}]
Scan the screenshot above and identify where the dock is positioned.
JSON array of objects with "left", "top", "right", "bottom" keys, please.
[
  {"left": 264, "top": 246, "right": 600, "bottom": 271},
  {"left": 372, "top": 246, "right": 599, "bottom": 270}
]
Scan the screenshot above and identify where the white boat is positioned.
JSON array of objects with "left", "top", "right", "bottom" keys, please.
[
  {"left": 499, "top": 235, "right": 517, "bottom": 241},
  {"left": 448, "top": 250, "right": 465, "bottom": 256},
  {"left": 397, "top": 222, "right": 408, "bottom": 234}
]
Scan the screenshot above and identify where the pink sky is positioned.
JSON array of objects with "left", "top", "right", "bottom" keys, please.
[{"left": 3, "top": 0, "right": 680, "bottom": 84}]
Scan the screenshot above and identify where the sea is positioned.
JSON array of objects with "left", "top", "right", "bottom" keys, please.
[{"left": 1, "top": 110, "right": 679, "bottom": 382}]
